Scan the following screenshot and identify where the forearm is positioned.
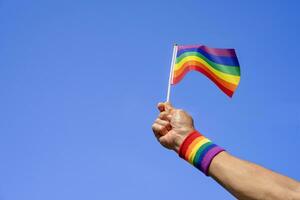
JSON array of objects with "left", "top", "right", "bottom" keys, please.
[
  {"left": 209, "top": 152, "right": 300, "bottom": 200},
  {"left": 152, "top": 103, "right": 300, "bottom": 200}
]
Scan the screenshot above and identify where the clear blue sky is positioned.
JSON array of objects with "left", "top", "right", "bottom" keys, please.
[{"left": 1, "top": 0, "right": 300, "bottom": 199}]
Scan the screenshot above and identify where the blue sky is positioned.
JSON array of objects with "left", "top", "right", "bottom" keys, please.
[{"left": 1, "top": 0, "right": 300, "bottom": 199}]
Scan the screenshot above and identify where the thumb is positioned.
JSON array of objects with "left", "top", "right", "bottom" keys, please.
[
  {"left": 157, "top": 102, "right": 174, "bottom": 112},
  {"left": 164, "top": 102, "right": 173, "bottom": 111}
]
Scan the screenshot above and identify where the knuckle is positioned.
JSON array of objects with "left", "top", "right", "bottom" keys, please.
[
  {"left": 155, "top": 118, "right": 161, "bottom": 123},
  {"left": 159, "top": 112, "right": 168, "bottom": 119},
  {"left": 165, "top": 122, "right": 171, "bottom": 127},
  {"left": 161, "top": 126, "right": 168, "bottom": 133},
  {"left": 152, "top": 124, "right": 157, "bottom": 130},
  {"left": 159, "top": 125, "right": 164, "bottom": 130},
  {"left": 154, "top": 124, "right": 162, "bottom": 130}
]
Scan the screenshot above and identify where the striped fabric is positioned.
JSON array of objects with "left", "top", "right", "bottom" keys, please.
[
  {"left": 172, "top": 45, "right": 241, "bottom": 97},
  {"left": 178, "top": 131, "right": 225, "bottom": 175}
]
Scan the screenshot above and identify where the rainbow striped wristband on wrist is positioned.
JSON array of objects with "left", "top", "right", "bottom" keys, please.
[{"left": 178, "top": 131, "right": 225, "bottom": 176}]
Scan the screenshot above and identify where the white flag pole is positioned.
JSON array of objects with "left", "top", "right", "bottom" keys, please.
[{"left": 166, "top": 44, "right": 178, "bottom": 102}]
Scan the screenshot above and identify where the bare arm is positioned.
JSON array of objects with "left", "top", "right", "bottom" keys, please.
[
  {"left": 209, "top": 152, "right": 300, "bottom": 200},
  {"left": 152, "top": 102, "right": 300, "bottom": 200}
]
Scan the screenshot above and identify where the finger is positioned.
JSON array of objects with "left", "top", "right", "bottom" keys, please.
[
  {"left": 157, "top": 102, "right": 174, "bottom": 112},
  {"left": 152, "top": 123, "right": 169, "bottom": 137},
  {"left": 159, "top": 111, "right": 173, "bottom": 121},
  {"left": 159, "top": 111, "right": 172, "bottom": 121},
  {"left": 155, "top": 119, "right": 172, "bottom": 131},
  {"left": 157, "top": 102, "right": 165, "bottom": 112},
  {"left": 164, "top": 102, "right": 173, "bottom": 111},
  {"left": 152, "top": 123, "right": 160, "bottom": 138}
]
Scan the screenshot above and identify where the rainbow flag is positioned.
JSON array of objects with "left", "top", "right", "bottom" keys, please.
[{"left": 171, "top": 45, "right": 241, "bottom": 97}]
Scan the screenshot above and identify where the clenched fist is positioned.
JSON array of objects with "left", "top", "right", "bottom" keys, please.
[{"left": 152, "top": 102, "right": 195, "bottom": 152}]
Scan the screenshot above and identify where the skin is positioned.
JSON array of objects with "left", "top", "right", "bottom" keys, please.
[{"left": 152, "top": 102, "right": 300, "bottom": 200}]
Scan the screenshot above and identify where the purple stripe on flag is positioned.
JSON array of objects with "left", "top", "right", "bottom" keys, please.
[{"left": 177, "top": 45, "right": 237, "bottom": 57}]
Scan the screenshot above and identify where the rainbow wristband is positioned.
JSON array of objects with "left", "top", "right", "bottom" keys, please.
[{"left": 178, "top": 131, "right": 225, "bottom": 176}]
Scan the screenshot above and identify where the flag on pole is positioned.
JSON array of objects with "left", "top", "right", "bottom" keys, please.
[{"left": 171, "top": 45, "right": 241, "bottom": 97}]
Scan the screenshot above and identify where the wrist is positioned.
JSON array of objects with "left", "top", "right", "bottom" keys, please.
[
  {"left": 173, "top": 129, "right": 195, "bottom": 153},
  {"left": 178, "top": 130, "right": 225, "bottom": 176},
  {"left": 173, "top": 135, "right": 187, "bottom": 153}
]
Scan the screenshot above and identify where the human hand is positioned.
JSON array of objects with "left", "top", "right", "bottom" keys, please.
[{"left": 152, "top": 102, "right": 195, "bottom": 153}]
